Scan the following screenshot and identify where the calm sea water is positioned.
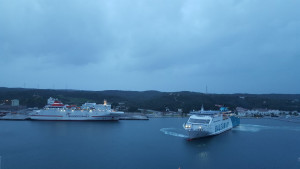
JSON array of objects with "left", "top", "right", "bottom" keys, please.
[{"left": 0, "top": 118, "right": 300, "bottom": 169}]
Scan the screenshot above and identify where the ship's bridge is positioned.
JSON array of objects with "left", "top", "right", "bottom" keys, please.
[{"left": 188, "top": 115, "right": 212, "bottom": 124}]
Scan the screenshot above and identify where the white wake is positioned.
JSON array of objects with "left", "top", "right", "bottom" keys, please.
[
  {"left": 160, "top": 128, "right": 188, "bottom": 138},
  {"left": 233, "top": 124, "right": 300, "bottom": 132}
]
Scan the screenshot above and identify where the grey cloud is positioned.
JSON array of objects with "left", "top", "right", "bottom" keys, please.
[{"left": 0, "top": 0, "right": 300, "bottom": 93}]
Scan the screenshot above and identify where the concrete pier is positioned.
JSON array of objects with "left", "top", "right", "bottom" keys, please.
[
  {"left": 119, "top": 113, "right": 149, "bottom": 120},
  {"left": 0, "top": 113, "right": 30, "bottom": 120}
]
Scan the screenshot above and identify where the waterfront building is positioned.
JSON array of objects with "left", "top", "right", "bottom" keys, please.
[
  {"left": 236, "top": 107, "right": 248, "bottom": 117},
  {"left": 11, "top": 99, "right": 19, "bottom": 106},
  {"left": 236, "top": 107, "right": 281, "bottom": 117}
]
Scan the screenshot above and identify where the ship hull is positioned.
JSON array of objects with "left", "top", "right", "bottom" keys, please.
[
  {"left": 30, "top": 109, "right": 122, "bottom": 121},
  {"left": 30, "top": 116, "right": 119, "bottom": 121},
  {"left": 184, "top": 116, "right": 240, "bottom": 139}
]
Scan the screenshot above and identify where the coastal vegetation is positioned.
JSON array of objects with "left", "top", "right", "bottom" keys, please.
[{"left": 0, "top": 87, "right": 300, "bottom": 113}]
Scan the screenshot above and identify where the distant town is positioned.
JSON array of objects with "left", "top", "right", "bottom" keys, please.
[
  {"left": 1, "top": 87, "right": 300, "bottom": 121},
  {"left": 1, "top": 97, "right": 299, "bottom": 122}
]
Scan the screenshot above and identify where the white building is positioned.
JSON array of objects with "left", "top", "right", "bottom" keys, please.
[
  {"left": 11, "top": 99, "right": 19, "bottom": 106},
  {"left": 245, "top": 109, "right": 280, "bottom": 116},
  {"left": 236, "top": 107, "right": 248, "bottom": 117}
]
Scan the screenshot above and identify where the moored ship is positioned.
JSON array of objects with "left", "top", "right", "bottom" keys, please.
[
  {"left": 30, "top": 97, "right": 124, "bottom": 121},
  {"left": 183, "top": 106, "right": 240, "bottom": 139}
]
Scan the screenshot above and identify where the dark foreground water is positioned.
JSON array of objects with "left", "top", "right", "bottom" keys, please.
[{"left": 0, "top": 118, "right": 300, "bottom": 169}]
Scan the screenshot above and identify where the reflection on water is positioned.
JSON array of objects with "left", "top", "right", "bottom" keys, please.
[
  {"left": 160, "top": 127, "right": 212, "bottom": 162},
  {"left": 196, "top": 143, "right": 207, "bottom": 148},
  {"left": 198, "top": 151, "right": 208, "bottom": 159}
]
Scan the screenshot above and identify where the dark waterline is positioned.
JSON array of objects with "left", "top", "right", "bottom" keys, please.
[{"left": 0, "top": 118, "right": 300, "bottom": 169}]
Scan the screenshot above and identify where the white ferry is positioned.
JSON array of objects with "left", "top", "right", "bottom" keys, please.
[
  {"left": 30, "top": 97, "right": 124, "bottom": 121},
  {"left": 183, "top": 106, "right": 240, "bottom": 139}
]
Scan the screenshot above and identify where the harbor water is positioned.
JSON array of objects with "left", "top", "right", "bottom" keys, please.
[{"left": 0, "top": 118, "right": 300, "bottom": 169}]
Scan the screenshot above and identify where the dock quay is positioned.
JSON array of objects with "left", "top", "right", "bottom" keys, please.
[
  {"left": 0, "top": 113, "right": 29, "bottom": 120},
  {"left": 0, "top": 112, "right": 149, "bottom": 121},
  {"left": 0, "top": 112, "right": 30, "bottom": 120},
  {"left": 119, "top": 113, "right": 149, "bottom": 120},
  {"left": 0, "top": 109, "right": 32, "bottom": 120}
]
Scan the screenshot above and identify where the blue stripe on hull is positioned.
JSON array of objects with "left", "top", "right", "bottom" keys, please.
[{"left": 230, "top": 116, "right": 240, "bottom": 127}]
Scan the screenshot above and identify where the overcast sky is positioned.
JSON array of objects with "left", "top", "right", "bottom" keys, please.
[{"left": 0, "top": 0, "right": 299, "bottom": 94}]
